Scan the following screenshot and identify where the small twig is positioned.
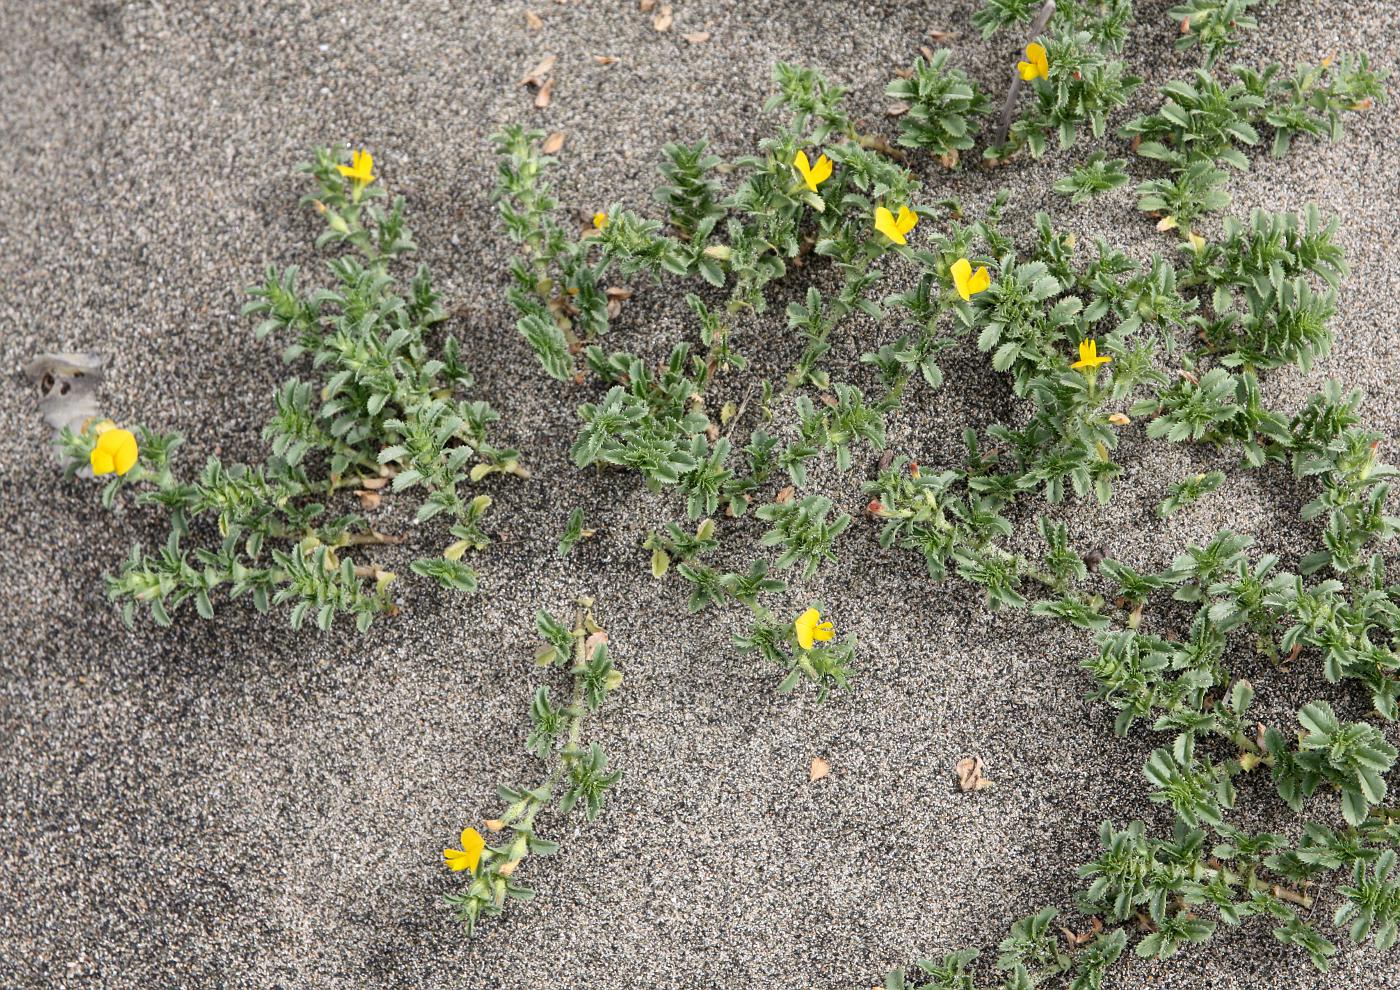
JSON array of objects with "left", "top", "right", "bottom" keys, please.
[{"left": 994, "top": 0, "right": 1056, "bottom": 147}]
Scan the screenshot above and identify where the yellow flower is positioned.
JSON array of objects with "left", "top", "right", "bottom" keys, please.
[
  {"left": 336, "top": 149, "right": 375, "bottom": 187},
  {"left": 794, "top": 608, "right": 835, "bottom": 651},
  {"left": 89, "top": 424, "right": 139, "bottom": 477},
  {"left": 593, "top": 212, "right": 609, "bottom": 230},
  {"left": 792, "top": 150, "right": 833, "bottom": 193},
  {"left": 1071, "top": 339, "right": 1112, "bottom": 371},
  {"left": 950, "top": 258, "right": 990, "bottom": 302},
  {"left": 443, "top": 826, "right": 485, "bottom": 874},
  {"left": 874, "top": 205, "right": 918, "bottom": 245},
  {"left": 1017, "top": 42, "right": 1049, "bottom": 82}
]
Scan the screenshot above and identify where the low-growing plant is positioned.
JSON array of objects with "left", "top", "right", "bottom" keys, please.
[
  {"left": 887, "top": 50, "right": 990, "bottom": 165},
  {"left": 443, "top": 597, "right": 623, "bottom": 934},
  {"left": 53, "top": 148, "right": 522, "bottom": 631},
  {"left": 1053, "top": 152, "right": 1130, "bottom": 204}
]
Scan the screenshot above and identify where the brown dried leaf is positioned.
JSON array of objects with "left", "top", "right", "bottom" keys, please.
[
  {"left": 653, "top": 3, "right": 673, "bottom": 31},
  {"left": 891, "top": 67, "right": 914, "bottom": 80},
  {"left": 929, "top": 29, "right": 957, "bottom": 42},
  {"left": 938, "top": 149, "right": 959, "bottom": 169},
  {"left": 525, "top": 9, "right": 543, "bottom": 30},
  {"left": 683, "top": 31, "right": 710, "bottom": 44},
  {"left": 355, "top": 490, "right": 381, "bottom": 511},
  {"left": 534, "top": 77, "right": 554, "bottom": 109},
  {"left": 954, "top": 756, "right": 992, "bottom": 792},
  {"left": 542, "top": 131, "right": 566, "bottom": 154},
  {"left": 593, "top": 54, "right": 619, "bottom": 65},
  {"left": 885, "top": 102, "right": 910, "bottom": 117},
  {"left": 584, "top": 630, "right": 609, "bottom": 655},
  {"left": 919, "top": 45, "right": 935, "bottom": 61},
  {"left": 519, "top": 53, "right": 557, "bottom": 87},
  {"left": 604, "top": 286, "right": 632, "bottom": 300},
  {"left": 775, "top": 485, "right": 796, "bottom": 505},
  {"left": 809, "top": 757, "right": 830, "bottom": 782},
  {"left": 1059, "top": 917, "right": 1103, "bottom": 948},
  {"left": 359, "top": 475, "right": 390, "bottom": 490},
  {"left": 639, "top": 0, "right": 655, "bottom": 10}
]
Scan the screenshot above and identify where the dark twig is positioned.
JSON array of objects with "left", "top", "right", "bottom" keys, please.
[{"left": 994, "top": 0, "right": 1057, "bottom": 147}]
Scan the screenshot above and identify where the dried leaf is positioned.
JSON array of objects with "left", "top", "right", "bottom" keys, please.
[
  {"left": 604, "top": 286, "right": 632, "bottom": 300},
  {"left": 542, "top": 131, "right": 566, "bottom": 154},
  {"left": 584, "top": 630, "right": 609, "bottom": 655},
  {"left": 809, "top": 757, "right": 830, "bottom": 782},
  {"left": 639, "top": 0, "right": 655, "bottom": 10},
  {"left": 885, "top": 102, "right": 910, "bottom": 117},
  {"left": 938, "top": 149, "right": 959, "bottom": 169},
  {"left": 355, "top": 490, "right": 381, "bottom": 511},
  {"left": 534, "top": 77, "right": 554, "bottom": 109},
  {"left": 955, "top": 756, "right": 992, "bottom": 792},
  {"left": 775, "top": 485, "right": 796, "bottom": 505},
  {"left": 519, "top": 53, "right": 557, "bottom": 87},
  {"left": 683, "top": 31, "right": 710, "bottom": 44},
  {"left": 525, "top": 9, "right": 543, "bottom": 29},
  {"left": 919, "top": 45, "right": 935, "bottom": 61},
  {"left": 593, "top": 54, "right": 619, "bottom": 65},
  {"left": 359, "top": 475, "right": 390, "bottom": 490},
  {"left": 1060, "top": 917, "right": 1103, "bottom": 947},
  {"left": 653, "top": 3, "right": 673, "bottom": 31},
  {"left": 929, "top": 29, "right": 956, "bottom": 42}
]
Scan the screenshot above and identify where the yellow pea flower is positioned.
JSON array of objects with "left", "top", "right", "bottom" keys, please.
[
  {"left": 792, "top": 150, "right": 833, "bottom": 193},
  {"left": 1017, "top": 42, "right": 1049, "bottom": 82},
  {"left": 794, "top": 608, "right": 835, "bottom": 651},
  {"left": 874, "top": 205, "right": 918, "bottom": 246},
  {"left": 89, "top": 423, "right": 139, "bottom": 477},
  {"left": 950, "top": 258, "right": 991, "bottom": 302},
  {"left": 593, "top": 212, "right": 609, "bottom": 230},
  {"left": 1071, "top": 339, "right": 1112, "bottom": 371},
  {"left": 443, "top": 826, "right": 485, "bottom": 874},
  {"left": 336, "top": 149, "right": 375, "bottom": 187}
]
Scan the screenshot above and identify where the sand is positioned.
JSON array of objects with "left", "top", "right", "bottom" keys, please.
[{"left": 2, "top": 0, "right": 1399, "bottom": 987}]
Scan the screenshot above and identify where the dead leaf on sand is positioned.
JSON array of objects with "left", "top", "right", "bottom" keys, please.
[
  {"left": 1060, "top": 917, "right": 1104, "bottom": 948},
  {"left": 525, "top": 10, "right": 543, "bottom": 30},
  {"left": 653, "top": 4, "right": 673, "bottom": 31},
  {"left": 809, "top": 757, "right": 831, "bottom": 781},
  {"left": 542, "top": 131, "right": 566, "bottom": 154},
  {"left": 534, "top": 78, "right": 555, "bottom": 109},
  {"left": 955, "top": 756, "right": 992, "bottom": 791},
  {"left": 519, "top": 54, "right": 557, "bottom": 88},
  {"left": 594, "top": 54, "right": 619, "bottom": 66},
  {"left": 683, "top": 31, "right": 710, "bottom": 44},
  {"left": 775, "top": 485, "right": 796, "bottom": 505}
]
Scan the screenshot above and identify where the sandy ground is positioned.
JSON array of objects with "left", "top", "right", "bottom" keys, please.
[{"left": 2, "top": 1, "right": 1399, "bottom": 988}]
